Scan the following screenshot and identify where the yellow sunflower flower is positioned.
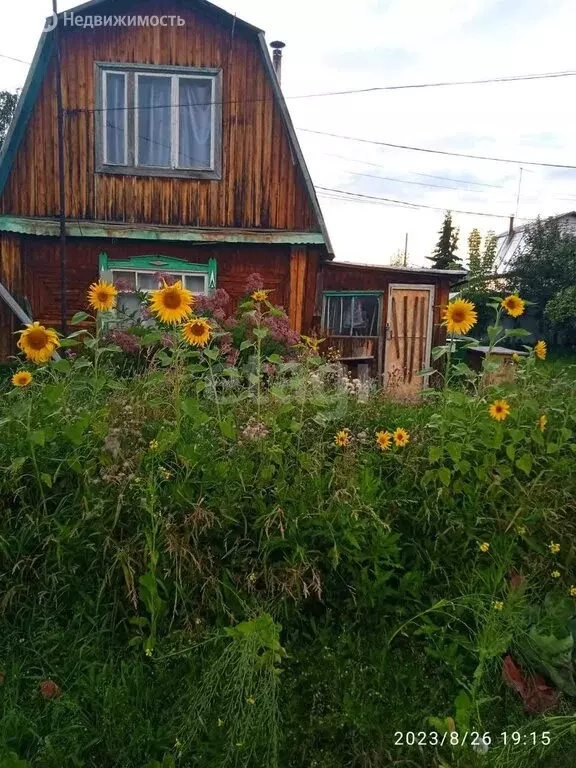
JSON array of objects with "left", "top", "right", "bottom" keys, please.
[
  {"left": 512, "top": 352, "right": 520, "bottom": 363},
  {"left": 251, "top": 290, "right": 269, "bottom": 302},
  {"left": 479, "top": 542, "right": 490, "bottom": 552},
  {"left": 549, "top": 542, "right": 560, "bottom": 554},
  {"left": 534, "top": 340, "right": 547, "bottom": 360},
  {"left": 551, "top": 570, "right": 561, "bottom": 579},
  {"left": 376, "top": 430, "right": 392, "bottom": 451},
  {"left": 334, "top": 429, "right": 351, "bottom": 447},
  {"left": 11, "top": 370, "right": 33, "bottom": 387},
  {"left": 493, "top": 601, "right": 504, "bottom": 611},
  {"left": 489, "top": 399, "right": 510, "bottom": 422},
  {"left": 87, "top": 280, "right": 117, "bottom": 312},
  {"left": 442, "top": 299, "right": 478, "bottom": 335},
  {"left": 393, "top": 427, "right": 410, "bottom": 447},
  {"left": 17, "top": 322, "right": 60, "bottom": 364},
  {"left": 570, "top": 586, "right": 576, "bottom": 597},
  {"left": 538, "top": 414, "right": 547, "bottom": 432},
  {"left": 149, "top": 280, "right": 194, "bottom": 324},
  {"left": 501, "top": 294, "right": 525, "bottom": 318},
  {"left": 182, "top": 317, "right": 211, "bottom": 348}
]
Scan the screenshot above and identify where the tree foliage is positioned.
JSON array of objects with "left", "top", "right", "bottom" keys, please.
[
  {"left": 465, "top": 229, "right": 498, "bottom": 291},
  {"left": 428, "top": 211, "right": 461, "bottom": 269},
  {"left": 0, "top": 90, "right": 18, "bottom": 152},
  {"left": 507, "top": 216, "right": 576, "bottom": 329}
]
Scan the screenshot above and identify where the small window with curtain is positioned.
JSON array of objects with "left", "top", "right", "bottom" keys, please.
[
  {"left": 96, "top": 63, "right": 222, "bottom": 179},
  {"left": 322, "top": 294, "right": 381, "bottom": 337}
]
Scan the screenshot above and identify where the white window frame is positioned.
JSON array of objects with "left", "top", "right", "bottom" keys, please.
[
  {"left": 102, "top": 70, "right": 128, "bottom": 166},
  {"left": 110, "top": 268, "right": 208, "bottom": 295},
  {"left": 95, "top": 62, "right": 223, "bottom": 180}
]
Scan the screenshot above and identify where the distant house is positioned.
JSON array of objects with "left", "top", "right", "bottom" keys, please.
[
  {"left": 495, "top": 211, "right": 576, "bottom": 273},
  {"left": 0, "top": 0, "right": 463, "bottom": 395}
]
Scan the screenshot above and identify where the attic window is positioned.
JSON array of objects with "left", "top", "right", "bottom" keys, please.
[{"left": 96, "top": 63, "right": 222, "bottom": 180}]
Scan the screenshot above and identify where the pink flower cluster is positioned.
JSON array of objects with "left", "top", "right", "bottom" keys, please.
[
  {"left": 108, "top": 329, "right": 140, "bottom": 354},
  {"left": 262, "top": 314, "right": 300, "bottom": 347},
  {"left": 113, "top": 276, "right": 135, "bottom": 293},
  {"left": 244, "top": 273, "right": 264, "bottom": 293},
  {"left": 240, "top": 421, "right": 269, "bottom": 441},
  {"left": 194, "top": 288, "right": 230, "bottom": 316},
  {"left": 153, "top": 271, "right": 176, "bottom": 286}
]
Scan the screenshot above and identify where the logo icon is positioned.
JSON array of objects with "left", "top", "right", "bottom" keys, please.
[{"left": 44, "top": 13, "right": 58, "bottom": 32}]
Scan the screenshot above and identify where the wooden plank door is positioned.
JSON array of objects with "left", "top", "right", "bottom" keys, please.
[{"left": 384, "top": 284, "right": 434, "bottom": 396}]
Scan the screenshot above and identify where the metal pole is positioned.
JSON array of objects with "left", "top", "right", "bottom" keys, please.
[
  {"left": 514, "top": 167, "right": 523, "bottom": 220},
  {"left": 403, "top": 232, "right": 408, "bottom": 266},
  {"left": 52, "top": 0, "right": 67, "bottom": 335}
]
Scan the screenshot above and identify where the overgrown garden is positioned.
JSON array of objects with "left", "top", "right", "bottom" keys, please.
[{"left": 1, "top": 276, "right": 575, "bottom": 768}]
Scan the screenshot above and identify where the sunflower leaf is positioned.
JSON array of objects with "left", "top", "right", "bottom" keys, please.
[
  {"left": 71, "top": 311, "right": 90, "bottom": 325},
  {"left": 516, "top": 453, "right": 533, "bottom": 476}
]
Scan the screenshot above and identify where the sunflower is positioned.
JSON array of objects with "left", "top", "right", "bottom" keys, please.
[
  {"left": 489, "top": 399, "right": 510, "bottom": 422},
  {"left": 11, "top": 370, "right": 32, "bottom": 387},
  {"left": 87, "top": 280, "right": 117, "bottom": 312},
  {"left": 182, "top": 317, "right": 211, "bottom": 348},
  {"left": 376, "top": 430, "right": 392, "bottom": 451},
  {"left": 251, "top": 290, "right": 269, "bottom": 302},
  {"left": 442, "top": 299, "right": 477, "bottom": 335},
  {"left": 393, "top": 427, "right": 410, "bottom": 447},
  {"left": 149, "top": 280, "right": 194, "bottom": 324},
  {"left": 334, "top": 429, "right": 351, "bottom": 447},
  {"left": 512, "top": 352, "right": 520, "bottom": 363},
  {"left": 538, "top": 414, "right": 547, "bottom": 432},
  {"left": 534, "top": 340, "right": 547, "bottom": 360},
  {"left": 501, "top": 294, "right": 525, "bottom": 318},
  {"left": 549, "top": 542, "right": 560, "bottom": 554},
  {"left": 17, "top": 322, "right": 60, "bottom": 364}
]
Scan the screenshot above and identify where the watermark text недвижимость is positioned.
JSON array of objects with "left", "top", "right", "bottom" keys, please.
[{"left": 44, "top": 13, "right": 186, "bottom": 31}]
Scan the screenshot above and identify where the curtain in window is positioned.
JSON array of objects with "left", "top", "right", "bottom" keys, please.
[
  {"left": 105, "top": 73, "right": 126, "bottom": 164},
  {"left": 178, "top": 78, "right": 212, "bottom": 168},
  {"left": 138, "top": 76, "right": 171, "bottom": 167}
]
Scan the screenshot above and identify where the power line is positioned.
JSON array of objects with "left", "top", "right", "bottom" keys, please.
[
  {"left": 0, "top": 53, "right": 31, "bottom": 65},
  {"left": 316, "top": 185, "right": 521, "bottom": 218},
  {"left": 289, "top": 69, "right": 576, "bottom": 99},
  {"left": 317, "top": 152, "right": 505, "bottom": 188},
  {"left": 64, "top": 68, "right": 576, "bottom": 114},
  {"left": 344, "top": 169, "right": 502, "bottom": 194},
  {"left": 300, "top": 128, "right": 576, "bottom": 170}
]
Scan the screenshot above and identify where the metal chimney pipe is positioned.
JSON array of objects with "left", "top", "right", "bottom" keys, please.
[
  {"left": 508, "top": 215, "right": 515, "bottom": 240},
  {"left": 270, "top": 40, "right": 285, "bottom": 84}
]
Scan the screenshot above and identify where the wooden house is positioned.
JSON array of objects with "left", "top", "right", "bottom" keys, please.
[{"left": 0, "top": 0, "right": 463, "bottom": 396}]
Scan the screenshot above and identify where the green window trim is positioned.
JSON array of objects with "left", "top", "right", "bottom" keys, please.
[{"left": 98, "top": 253, "right": 217, "bottom": 291}]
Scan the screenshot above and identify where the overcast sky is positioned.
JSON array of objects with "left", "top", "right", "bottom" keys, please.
[{"left": 2, "top": 0, "right": 576, "bottom": 266}]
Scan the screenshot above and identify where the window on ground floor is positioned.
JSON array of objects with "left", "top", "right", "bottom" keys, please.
[
  {"left": 321, "top": 292, "right": 381, "bottom": 337},
  {"left": 99, "top": 253, "right": 217, "bottom": 323}
]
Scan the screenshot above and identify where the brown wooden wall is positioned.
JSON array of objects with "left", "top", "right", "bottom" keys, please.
[
  {"left": 0, "top": 232, "right": 25, "bottom": 361},
  {"left": 20, "top": 237, "right": 297, "bottom": 329},
  {"left": 0, "top": 0, "right": 319, "bottom": 232}
]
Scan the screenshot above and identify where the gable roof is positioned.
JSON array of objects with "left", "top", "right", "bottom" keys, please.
[{"left": 0, "top": 0, "right": 333, "bottom": 256}]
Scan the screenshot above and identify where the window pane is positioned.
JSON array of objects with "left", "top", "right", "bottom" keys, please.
[
  {"left": 111, "top": 270, "right": 136, "bottom": 292},
  {"left": 178, "top": 78, "right": 212, "bottom": 168},
  {"left": 324, "top": 295, "right": 380, "bottom": 336},
  {"left": 137, "top": 75, "right": 171, "bottom": 167},
  {"left": 105, "top": 73, "right": 126, "bottom": 165},
  {"left": 351, "top": 296, "right": 380, "bottom": 336},
  {"left": 117, "top": 293, "right": 142, "bottom": 318},
  {"left": 184, "top": 274, "right": 206, "bottom": 293},
  {"left": 136, "top": 272, "right": 158, "bottom": 291}
]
